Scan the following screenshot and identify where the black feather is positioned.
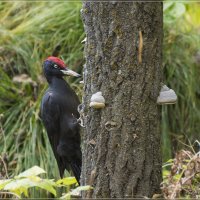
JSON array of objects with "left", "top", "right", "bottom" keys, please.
[{"left": 70, "top": 162, "right": 81, "bottom": 185}]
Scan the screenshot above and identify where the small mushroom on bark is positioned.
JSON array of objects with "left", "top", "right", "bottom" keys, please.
[
  {"left": 90, "top": 91, "right": 105, "bottom": 109},
  {"left": 157, "top": 85, "right": 177, "bottom": 105}
]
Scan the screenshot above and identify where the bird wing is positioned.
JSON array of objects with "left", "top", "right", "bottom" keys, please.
[
  {"left": 58, "top": 115, "right": 82, "bottom": 185},
  {"left": 41, "top": 91, "right": 81, "bottom": 184},
  {"left": 41, "top": 92, "right": 66, "bottom": 177}
]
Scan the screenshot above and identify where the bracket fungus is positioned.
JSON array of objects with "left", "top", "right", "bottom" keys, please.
[
  {"left": 89, "top": 91, "right": 105, "bottom": 109},
  {"left": 157, "top": 85, "right": 177, "bottom": 105}
]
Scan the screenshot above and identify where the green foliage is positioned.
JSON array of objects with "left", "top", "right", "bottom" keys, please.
[
  {"left": 164, "top": 2, "right": 186, "bottom": 24},
  {"left": 56, "top": 177, "right": 77, "bottom": 186},
  {"left": 0, "top": 166, "right": 57, "bottom": 198},
  {"left": 0, "top": 1, "right": 84, "bottom": 188},
  {"left": 163, "top": 2, "right": 200, "bottom": 161},
  {"left": 60, "top": 185, "right": 93, "bottom": 200},
  {"left": 0, "top": 166, "right": 92, "bottom": 199},
  {"left": 162, "top": 149, "right": 200, "bottom": 199}
]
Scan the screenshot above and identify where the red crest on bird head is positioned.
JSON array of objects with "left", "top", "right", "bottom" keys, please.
[{"left": 46, "top": 56, "right": 66, "bottom": 69}]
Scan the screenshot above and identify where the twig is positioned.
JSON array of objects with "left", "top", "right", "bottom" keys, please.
[{"left": 0, "top": 155, "right": 9, "bottom": 178}]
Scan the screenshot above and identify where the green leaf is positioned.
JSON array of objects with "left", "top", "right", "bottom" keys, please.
[
  {"left": 56, "top": 177, "right": 77, "bottom": 186},
  {"left": 0, "top": 179, "right": 12, "bottom": 190},
  {"left": 34, "top": 179, "right": 57, "bottom": 197},
  {"left": 3, "top": 179, "right": 32, "bottom": 197},
  {"left": 4, "top": 178, "right": 34, "bottom": 190},
  {"left": 74, "top": 185, "right": 93, "bottom": 192},
  {"left": 174, "top": 173, "right": 182, "bottom": 181},
  {"left": 60, "top": 193, "right": 71, "bottom": 200},
  {"left": 162, "top": 169, "right": 170, "bottom": 177},
  {"left": 16, "top": 166, "right": 46, "bottom": 178},
  {"left": 60, "top": 185, "right": 93, "bottom": 200},
  {"left": 166, "top": 159, "right": 174, "bottom": 163},
  {"left": 3, "top": 177, "right": 56, "bottom": 197}
]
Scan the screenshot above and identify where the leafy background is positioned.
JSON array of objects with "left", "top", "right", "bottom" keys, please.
[
  {"left": 0, "top": 1, "right": 200, "bottom": 198},
  {"left": 0, "top": 1, "right": 84, "bottom": 197},
  {"left": 162, "top": 2, "right": 200, "bottom": 160}
]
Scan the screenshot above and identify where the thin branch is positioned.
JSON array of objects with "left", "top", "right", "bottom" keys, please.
[{"left": 0, "top": 155, "right": 9, "bottom": 179}]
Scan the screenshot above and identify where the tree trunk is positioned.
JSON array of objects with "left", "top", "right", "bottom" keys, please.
[{"left": 81, "top": 2, "right": 163, "bottom": 198}]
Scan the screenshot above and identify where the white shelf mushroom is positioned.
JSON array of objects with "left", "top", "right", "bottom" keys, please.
[
  {"left": 90, "top": 92, "right": 105, "bottom": 109},
  {"left": 157, "top": 85, "right": 177, "bottom": 105}
]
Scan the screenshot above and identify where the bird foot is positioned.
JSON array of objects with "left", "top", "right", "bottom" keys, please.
[{"left": 77, "top": 118, "right": 85, "bottom": 127}]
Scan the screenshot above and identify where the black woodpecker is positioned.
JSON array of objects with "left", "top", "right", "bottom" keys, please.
[{"left": 40, "top": 56, "right": 82, "bottom": 185}]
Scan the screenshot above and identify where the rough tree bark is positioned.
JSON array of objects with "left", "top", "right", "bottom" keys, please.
[{"left": 81, "top": 2, "right": 163, "bottom": 198}]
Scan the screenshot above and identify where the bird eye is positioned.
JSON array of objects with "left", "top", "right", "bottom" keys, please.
[{"left": 54, "top": 64, "right": 58, "bottom": 69}]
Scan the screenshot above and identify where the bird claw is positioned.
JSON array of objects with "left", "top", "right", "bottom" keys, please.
[
  {"left": 77, "top": 118, "right": 85, "bottom": 127},
  {"left": 77, "top": 103, "right": 86, "bottom": 127}
]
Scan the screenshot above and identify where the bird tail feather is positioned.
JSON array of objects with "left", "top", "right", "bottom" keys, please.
[{"left": 70, "top": 162, "right": 81, "bottom": 185}]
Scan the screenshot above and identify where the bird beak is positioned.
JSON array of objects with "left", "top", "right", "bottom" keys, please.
[{"left": 60, "top": 68, "right": 81, "bottom": 77}]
